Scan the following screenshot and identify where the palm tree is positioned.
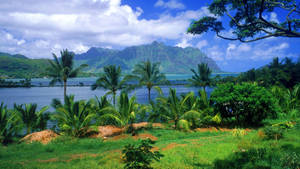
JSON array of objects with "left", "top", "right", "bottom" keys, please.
[
  {"left": 51, "top": 95, "right": 96, "bottom": 137},
  {"left": 14, "top": 103, "right": 49, "bottom": 134},
  {"left": 47, "top": 49, "right": 88, "bottom": 100},
  {"left": 0, "top": 103, "right": 20, "bottom": 144},
  {"left": 129, "top": 60, "right": 168, "bottom": 102},
  {"left": 152, "top": 87, "right": 201, "bottom": 129},
  {"left": 97, "top": 91, "right": 148, "bottom": 127},
  {"left": 189, "top": 63, "right": 212, "bottom": 92},
  {"left": 92, "top": 65, "right": 129, "bottom": 106}
]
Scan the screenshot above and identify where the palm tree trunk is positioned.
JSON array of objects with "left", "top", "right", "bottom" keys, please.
[
  {"left": 113, "top": 92, "right": 116, "bottom": 107},
  {"left": 26, "top": 126, "right": 31, "bottom": 135},
  {"left": 148, "top": 87, "right": 151, "bottom": 103},
  {"left": 64, "top": 80, "right": 67, "bottom": 101}
]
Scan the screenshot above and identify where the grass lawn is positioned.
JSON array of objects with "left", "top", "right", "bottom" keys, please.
[{"left": 1, "top": 123, "right": 300, "bottom": 169}]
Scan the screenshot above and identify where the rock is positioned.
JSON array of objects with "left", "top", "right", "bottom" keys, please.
[{"left": 20, "top": 130, "right": 58, "bottom": 144}]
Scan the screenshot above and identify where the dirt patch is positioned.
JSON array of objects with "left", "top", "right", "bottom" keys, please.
[
  {"left": 37, "top": 153, "right": 99, "bottom": 163},
  {"left": 133, "top": 133, "right": 158, "bottom": 141},
  {"left": 162, "top": 143, "right": 187, "bottom": 151},
  {"left": 20, "top": 130, "right": 58, "bottom": 144},
  {"left": 194, "top": 127, "right": 219, "bottom": 132},
  {"left": 110, "top": 134, "right": 129, "bottom": 141},
  {"left": 130, "top": 122, "right": 164, "bottom": 129},
  {"left": 37, "top": 158, "right": 59, "bottom": 163},
  {"left": 89, "top": 125, "right": 125, "bottom": 138}
]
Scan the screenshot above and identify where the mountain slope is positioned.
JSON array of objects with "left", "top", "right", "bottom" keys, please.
[
  {"left": 0, "top": 53, "right": 49, "bottom": 78},
  {"left": 75, "top": 41, "right": 221, "bottom": 73}
]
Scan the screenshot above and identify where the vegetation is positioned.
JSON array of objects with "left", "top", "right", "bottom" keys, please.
[
  {"left": 0, "top": 78, "right": 31, "bottom": 88},
  {"left": 92, "top": 65, "right": 131, "bottom": 106},
  {"left": 0, "top": 103, "right": 19, "bottom": 144},
  {"left": 122, "top": 139, "right": 163, "bottom": 169},
  {"left": 51, "top": 95, "right": 96, "bottom": 137},
  {"left": 130, "top": 60, "right": 168, "bottom": 102},
  {"left": 210, "top": 83, "right": 278, "bottom": 127},
  {"left": 188, "top": 0, "right": 300, "bottom": 42},
  {"left": 14, "top": 103, "right": 49, "bottom": 134},
  {"left": 189, "top": 63, "right": 212, "bottom": 92},
  {"left": 47, "top": 49, "right": 88, "bottom": 100}
]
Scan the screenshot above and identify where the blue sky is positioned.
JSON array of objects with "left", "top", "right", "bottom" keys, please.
[{"left": 0, "top": 0, "right": 299, "bottom": 72}]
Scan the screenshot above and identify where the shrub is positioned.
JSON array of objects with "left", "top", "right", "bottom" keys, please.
[
  {"left": 232, "top": 128, "right": 247, "bottom": 138},
  {"left": 122, "top": 139, "right": 163, "bottom": 169},
  {"left": 263, "top": 126, "right": 284, "bottom": 140},
  {"left": 210, "top": 83, "right": 279, "bottom": 127}
]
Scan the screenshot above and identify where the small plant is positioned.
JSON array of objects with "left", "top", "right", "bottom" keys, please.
[
  {"left": 122, "top": 139, "right": 163, "bottom": 169},
  {"left": 232, "top": 128, "right": 247, "bottom": 138},
  {"left": 263, "top": 126, "right": 284, "bottom": 140},
  {"left": 280, "top": 152, "right": 300, "bottom": 169},
  {"left": 272, "top": 121, "right": 295, "bottom": 129}
]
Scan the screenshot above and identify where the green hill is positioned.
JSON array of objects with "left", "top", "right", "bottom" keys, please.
[
  {"left": 0, "top": 53, "right": 49, "bottom": 78},
  {"left": 75, "top": 41, "right": 221, "bottom": 73}
]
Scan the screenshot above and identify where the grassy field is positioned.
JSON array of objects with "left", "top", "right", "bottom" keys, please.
[{"left": 1, "top": 122, "right": 300, "bottom": 169}]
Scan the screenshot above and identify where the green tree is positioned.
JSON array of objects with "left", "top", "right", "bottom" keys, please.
[
  {"left": 14, "top": 103, "right": 49, "bottom": 134},
  {"left": 210, "top": 83, "right": 279, "bottom": 126},
  {"left": 51, "top": 95, "right": 96, "bottom": 137},
  {"left": 130, "top": 60, "right": 168, "bottom": 102},
  {"left": 0, "top": 103, "right": 20, "bottom": 144},
  {"left": 189, "top": 63, "right": 212, "bottom": 92},
  {"left": 153, "top": 87, "right": 202, "bottom": 129},
  {"left": 47, "top": 49, "right": 88, "bottom": 100},
  {"left": 122, "top": 139, "right": 163, "bottom": 169},
  {"left": 188, "top": 0, "right": 300, "bottom": 42},
  {"left": 92, "top": 65, "right": 129, "bottom": 106},
  {"left": 97, "top": 91, "right": 148, "bottom": 127}
]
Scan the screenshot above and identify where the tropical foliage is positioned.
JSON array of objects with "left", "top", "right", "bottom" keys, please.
[
  {"left": 51, "top": 95, "right": 96, "bottom": 137},
  {"left": 92, "top": 65, "right": 130, "bottom": 106},
  {"left": 0, "top": 103, "right": 19, "bottom": 144},
  {"left": 130, "top": 60, "right": 168, "bottom": 102},
  {"left": 14, "top": 103, "right": 49, "bottom": 134},
  {"left": 188, "top": 0, "right": 300, "bottom": 42},
  {"left": 47, "top": 49, "right": 88, "bottom": 99},
  {"left": 188, "top": 63, "right": 212, "bottom": 91},
  {"left": 210, "top": 83, "right": 279, "bottom": 126},
  {"left": 96, "top": 91, "right": 148, "bottom": 127}
]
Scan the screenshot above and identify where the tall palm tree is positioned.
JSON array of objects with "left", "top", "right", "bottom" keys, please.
[
  {"left": 130, "top": 60, "right": 168, "bottom": 102},
  {"left": 51, "top": 95, "right": 96, "bottom": 137},
  {"left": 47, "top": 49, "right": 88, "bottom": 100},
  {"left": 14, "top": 103, "right": 49, "bottom": 134},
  {"left": 92, "top": 65, "right": 129, "bottom": 106},
  {"left": 97, "top": 91, "right": 148, "bottom": 127},
  {"left": 189, "top": 63, "right": 212, "bottom": 92}
]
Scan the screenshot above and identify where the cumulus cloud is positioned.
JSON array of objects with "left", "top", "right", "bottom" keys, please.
[
  {"left": 0, "top": 0, "right": 209, "bottom": 58},
  {"left": 196, "top": 40, "right": 208, "bottom": 49},
  {"left": 154, "top": 0, "right": 185, "bottom": 10}
]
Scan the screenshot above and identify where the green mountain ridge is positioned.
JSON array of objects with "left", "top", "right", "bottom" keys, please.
[
  {"left": 0, "top": 42, "right": 221, "bottom": 78},
  {"left": 75, "top": 41, "right": 221, "bottom": 73}
]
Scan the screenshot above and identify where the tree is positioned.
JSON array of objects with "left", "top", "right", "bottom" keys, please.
[
  {"left": 188, "top": 0, "right": 300, "bottom": 42},
  {"left": 0, "top": 103, "right": 20, "bottom": 144},
  {"left": 210, "top": 83, "right": 279, "bottom": 126},
  {"left": 189, "top": 63, "right": 212, "bottom": 92},
  {"left": 92, "top": 65, "right": 129, "bottom": 106},
  {"left": 47, "top": 49, "right": 88, "bottom": 100},
  {"left": 130, "top": 60, "right": 168, "bottom": 102},
  {"left": 122, "top": 139, "right": 163, "bottom": 169},
  {"left": 51, "top": 95, "right": 96, "bottom": 137},
  {"left": 153, "top": 87, "right": 202, "bottom": 129},
  {"left": 97, "top": 91, "right": 148, "bottom": 127},
  {"left": 14, "top": 103, "right": 49, "bottom": 134}
]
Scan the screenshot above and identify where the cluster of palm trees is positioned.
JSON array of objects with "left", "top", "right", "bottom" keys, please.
[{"left": 0, "top": 49, "right": 216, "bottom": 142}]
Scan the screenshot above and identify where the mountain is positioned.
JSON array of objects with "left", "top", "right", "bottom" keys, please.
[
  {"left": 0, "top": 53, "right": 49, "bottom": 78},
  {"left": 75, "top": 41, "right": 221, "bottom": 73}
]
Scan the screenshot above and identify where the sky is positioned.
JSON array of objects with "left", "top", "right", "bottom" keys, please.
[{"left": 0, "top": 0, "right": 299, "bottom": 72}]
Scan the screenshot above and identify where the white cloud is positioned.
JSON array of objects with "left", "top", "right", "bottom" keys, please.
[
  {"left": 207, "top": 46, "right": 224, "bottom": 61},
  {"left": 155, "top": 0, "right": 185, "bottom": 10},
  {"left": 0, "top": 0, "right": 209, "bottom": 58},
  {"left": 196, "top": 40, "right": 208, "bottom": 49}
]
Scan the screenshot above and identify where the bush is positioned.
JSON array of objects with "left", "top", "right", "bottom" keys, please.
[
  {"left": 122, "top": 139, "right": 163, "bottom": 169},
  {"left": 210, "top": 83, "right": 279, "bottom": 127},
  {"left": 262, "top": 126, "right": 284, "bottom": 140}
]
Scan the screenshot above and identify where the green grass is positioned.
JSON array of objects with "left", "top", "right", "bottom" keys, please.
[{"left": 1, "top": 124, "right": 300, "bottom": 169}]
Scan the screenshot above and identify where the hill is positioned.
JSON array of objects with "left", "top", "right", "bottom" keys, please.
[{"left": 75, "top": 41, "right": 221, "bottom": 73}]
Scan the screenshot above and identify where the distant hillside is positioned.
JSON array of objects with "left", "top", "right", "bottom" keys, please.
[
  {"left": 0, "top": 53, "right": 49, "bottom": 78},
  {"left": 0, "top": 42, "right": 221, "bottom": 78},
  {"left": 75, "top": 41, "right": 221, "bottom": 73}
]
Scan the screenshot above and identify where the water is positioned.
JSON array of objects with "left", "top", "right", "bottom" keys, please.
[{"left": 0, "top": 85, "right": 212, "bottom": 109}]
